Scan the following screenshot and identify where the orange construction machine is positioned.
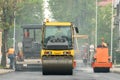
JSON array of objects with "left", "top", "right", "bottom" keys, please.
[{"left": 92, "top": 47, "right": 112, "bottom": 72}]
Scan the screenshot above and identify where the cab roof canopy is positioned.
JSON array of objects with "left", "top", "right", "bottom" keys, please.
[
  {"left": 44, "top": 22, "right": 72, "bottom": 26},
  {"left": 21, "top": 24, "right": 42, "bottom": 29}
]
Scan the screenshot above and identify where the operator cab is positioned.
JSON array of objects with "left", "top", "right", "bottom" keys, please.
[
  {"left": 42, "top": 22, "right": 73, "bottom": 50},
  {"left": 22, "top": 24, "right": 42, "bottom": 59}
]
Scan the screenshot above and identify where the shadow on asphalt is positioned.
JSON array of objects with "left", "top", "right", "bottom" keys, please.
[{"left": 15, "top": 68, "right": 42, "bottom": 72}]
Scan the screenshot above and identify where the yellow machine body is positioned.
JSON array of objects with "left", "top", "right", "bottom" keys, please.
[{"left": 41, "top": 21, "right": 75, "bottom": 75}]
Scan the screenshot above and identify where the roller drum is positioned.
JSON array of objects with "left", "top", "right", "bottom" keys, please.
[{"left": 42, "top": 56, "right": 73, "bottom": 75}]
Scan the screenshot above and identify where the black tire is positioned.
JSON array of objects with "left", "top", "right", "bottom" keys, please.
[
  {"left": 42, "top": 68, "right": 48, "bottom": 75},
  {"left": 15, "top": 64, "right": 22, "bottom": 71},
  {"left": 66, "top": 69, "right": 73, "bottom": 75},
  {"left": 107, "top": 68, "right": 110, "bottom": 72},
  {"left": 93, "top": 68, "right": 98, "bottom": 72},
  {"left": 93, "top": 67, "right": 110, "bottom": 73},
  {"left": 104, "top": 68, "right": 110, "bottom": 72},
  {"left": 15, "top": 67, "right": 21, "bottom": 71},
  {"left": 42, "top": 65, "right": 73, "bottom": 75}
]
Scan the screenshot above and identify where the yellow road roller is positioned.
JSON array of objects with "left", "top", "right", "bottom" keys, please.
[{"left": 41, "top": 20, "right": 79, "bottom": 75}]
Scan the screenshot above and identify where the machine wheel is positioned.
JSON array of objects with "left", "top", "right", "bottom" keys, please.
[
  {"left": 104, "top": 68, "right": 110, "bottom": 72},
  {"left": 66, "top": 69, "right": 73, "bottom": 75},
  {"left": 42, "top": 68, "right": 73, "bottom": 75},
  {"left": 42, "top": 63, "right": 73, "bottom": 75},
  {"left": 15, "top": 66, "right": 21, "bottom": 71},
  {"left": 107, "top": 68, "right": 110, "bottom": 72},
  {"left": 93, "top": 68, "right": 98, "bottom": 72},
  {"left": 15, "top": 64, "right": 22, "bottom": 71},
  {"left": 42, "top": 56, "right": 73, "bottom": 75},
  {"left": 93, "top": 67, "right": 110, "bottom": 73}
]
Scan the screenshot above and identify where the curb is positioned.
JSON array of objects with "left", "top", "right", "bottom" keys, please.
[
  {"left": 0, "top": 69, "right": 14, "bottom": 75},
  {"left": 110, "top": 68, "right": 120, "bottom": 74}
]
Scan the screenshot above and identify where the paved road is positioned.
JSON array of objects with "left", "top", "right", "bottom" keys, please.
[
  {"left": 0, "top": 60, "right": 120, "bottom": 80},
  {"left": 0, "top": 67, "right": 120, "bottom": 80}
]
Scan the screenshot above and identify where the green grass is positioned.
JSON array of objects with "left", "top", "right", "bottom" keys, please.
[{"left": 0, "top": 65, "right": 4, "bottom": 68}]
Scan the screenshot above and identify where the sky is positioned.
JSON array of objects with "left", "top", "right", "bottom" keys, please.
[{"left": 43, "top": 0, "right": 55, "bottom": 21}]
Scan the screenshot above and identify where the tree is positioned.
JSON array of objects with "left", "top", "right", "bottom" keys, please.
[
  {"left": 14, "top": 0, "right": 43, "bottom": 53},
  {"left": 16, "top": 0, "right": 43, "bottom": 24},
  {"left": 49, "top": 0, "right": 96, "bottom": 44},
  {"left": 0, "top": 0, "right": 18, "bottom": 67},
  {"left": 97, "top": 4, "right": 112, "bottom": 45},
  {"left": 0, "top": 0, "right": 43, "bottom": 67},
  {"left": 49, "top": 0, "right": 113, "bottom": 45}
]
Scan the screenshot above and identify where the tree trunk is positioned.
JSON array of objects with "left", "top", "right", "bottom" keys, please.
[{"left": 1, "top": 29, "right": 8, "bottom": 67}]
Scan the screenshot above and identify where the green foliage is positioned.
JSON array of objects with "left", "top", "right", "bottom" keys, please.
[
  {"left": 0, "top": 0, "right": 17, "bottom": 66},
  {"left": 49, "top": 0, "right": 96, "bottom": 44},
  {"left": 0, "top": 0, "right": 15, "bottom": 29},
  {"left": 16, "top": 0, "right": 43, "bottom": 24},
  {"left": 0, "top": 0, "right": 117, "bottom": 65},
  {"left": 49, "top": 0, "right": 113, "bottom": 46},
  {"left": 49, "top": 0, "right": 119, "bottom": 61},
  {"left": 0, "top": 65, "right": 4, "bottom": 68},
  {"left": 97, "top": 5, "right": 112, "bottom": 45},
  {"left": 115, "top": 52, "right": 120, "bottom": 64},
  {"left": 0, "top": 0, "right": 43, "bottom": 66}
]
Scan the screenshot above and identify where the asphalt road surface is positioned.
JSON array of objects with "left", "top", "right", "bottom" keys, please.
[{"left": 0, "top": 60, "right": 120, "bottom": 80}]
